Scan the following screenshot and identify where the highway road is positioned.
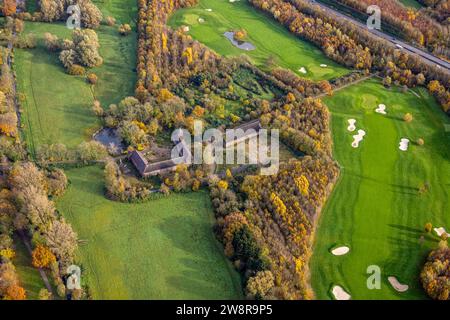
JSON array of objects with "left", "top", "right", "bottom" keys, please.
[{"left": 308, "top": 0, "right": 450, "bottom": 72}]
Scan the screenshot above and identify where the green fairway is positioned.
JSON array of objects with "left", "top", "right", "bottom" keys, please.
[
  {"left": 16, "top": 0, "right": 137, "bottom": 154},
  {"left": 13, "top": 235, "right": 47, "bottom": 300},
  {"left": 168, "top": 0, "right": 349, "bottom": 81},
  {"left": 91, "top": 0, "right": 138, "bottom": 107},
  {"left": 16, "top": 22, "right": 96, "bottom": 153},
  {"left": 56, "top": 166, "right": 242, "bottom": 300},
  {"left": 310, "top": 79, "right": 450, "bottom": 299}
]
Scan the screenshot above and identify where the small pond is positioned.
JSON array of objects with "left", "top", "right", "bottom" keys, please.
[
  {"left": 93, "top": 128, "right": 126, "bottom": 154},
  {"left": 223, "top": 31, "right": 256, "bottom": 51}
]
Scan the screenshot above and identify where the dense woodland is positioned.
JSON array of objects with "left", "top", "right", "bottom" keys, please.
[
  {"left": 1, "top": 163, "right": 83, "bottom": 299},
  {"left": 421, "top": 246, "right": 450, "bottom": 300},
  {"left": 331, "top": 0, "right": 450, "bottom": 57}
]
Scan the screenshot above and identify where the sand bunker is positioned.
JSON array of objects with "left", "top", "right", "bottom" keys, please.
[
  {"left": 399, "top": 138, "right": 409, "bottom": 151},
  {"left": 320, "top": 64, "right": 328, "bottom": 68},
  {"left": 347, "top": 119, "right": 356, "bottom": 132},
  {"left": 352, "top": 130, "right": 366, "bottom": 148},
  {"left": 182, "top": 26, "right": 190, "bottom": 32},
  {"left": 298, "top": 67, "right": 307, "bottom": 74},
  {"left": 332, "top": 286, "right": 351, "bottom": 300},
  {"left": 205, "top": 8, "right": 212, "bottom": 11},
  {"left": 375, "top": 104, "right": 387, "bottom": 114},
  {"left": 229, "top": 0, "right": 240, "bottom": 2},
  {"left": 198, "top": 17, "right": 205, "bottom": 23},
  {"left": 434, "top": 227, "right": 450, "bottom": 237},
  {"left": 388, "top": 276, "right": 409, "bottom": 293},
  {"left": 331, "top": 246, "right": 350, "bottom": 256}
]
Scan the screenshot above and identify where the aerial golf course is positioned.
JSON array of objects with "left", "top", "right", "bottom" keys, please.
[
  {"left": 10, "top": 0, "right": 449, "bottom": 301},
  {"left": 169, "top": 0, "right": 450, "bottom": 299},
  {"left": 310, "top": 79, "right": 450, "bottom": 299}
]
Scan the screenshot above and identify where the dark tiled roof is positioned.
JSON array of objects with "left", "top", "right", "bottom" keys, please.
[{"left": 129, "top": 151, "right": 148, "bottom": 175}]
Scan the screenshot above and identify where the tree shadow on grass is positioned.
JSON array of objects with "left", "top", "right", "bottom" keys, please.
[
  {"left": 388, "top": 224, "right": 422, "bottom": 235},
  {"left": 157, "top": 213, "right": 240, "bottom": 299}
]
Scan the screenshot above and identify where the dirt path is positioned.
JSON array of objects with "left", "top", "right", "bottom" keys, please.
[{"left": 315, "top": 73, "right": 376, "bottom": 99}]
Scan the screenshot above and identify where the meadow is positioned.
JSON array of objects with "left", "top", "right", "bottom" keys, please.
[
  {"left": 15, "top": 0, "right": 137, "bottom": 155},
  {"left": 56, "top": 166, "right": 242, "bottom": 299},
  {"left": 310, "top": 79, "right": 450, "bottom": 299},
  {"left": 168, "top": 0, "right": 349, "bottom": 81}
]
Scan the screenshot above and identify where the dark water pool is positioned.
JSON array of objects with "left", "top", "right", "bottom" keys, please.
[
  {"left": 93, "top": 128, "right": 125, "bottom": 154},
  {"left": 224, "top": 32, "right": 256, "bottom": 51}
]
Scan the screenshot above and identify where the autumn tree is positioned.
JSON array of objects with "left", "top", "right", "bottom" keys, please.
[
  {"left": 2, "top": 0, "right": 16, "bottom": 16},
  {"left": 246, "top": 270, "right": 275, "bottom": 299},
  {"left": 5, "top": 285, "right": 26, "bottom": 300},
  {"left": 32, "top": 245, "right": 57, "bottom": 268}
]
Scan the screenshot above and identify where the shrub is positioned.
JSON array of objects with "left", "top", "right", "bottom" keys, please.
[
  {"left": 118, "top": 24, "right": 132, "bottom": 36},
  {"left": 87, "top": 73, "right": 98, "bottom": 84},
  {"left": 105, "top": 16, "right": 116, "bottom": 26},
  {"left": 6, "top": 285, "right": 26, "bottom": 300},
  {"left": 233, "top": 29, "right": 247, "bottom": 41},
  {"left": 403, "top": 113, "right": 413, "bottom": 122},
  {"left": 67, "top": 64, "right": 85, "bottom": 76}
]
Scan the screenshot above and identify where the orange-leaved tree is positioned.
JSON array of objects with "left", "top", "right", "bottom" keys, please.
[{"left": 32, "top": 245, "right": 56, "bottom": 268}]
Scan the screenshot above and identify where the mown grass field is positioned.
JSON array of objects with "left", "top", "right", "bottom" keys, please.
[
  {"left": 168, "top": 0, "right": 349, "bottom": 81},
  {"left": 15, "top": 0, "right": 137, "bottom": 154},
  {"left": 310, "top": 79, "right": 450, "bottom": 299},
  {"left": 56, "top": 166, "right": 242, "bottom": 300},
  {"left": 16, "top": 22, "right": 96, "bottom": 153}
]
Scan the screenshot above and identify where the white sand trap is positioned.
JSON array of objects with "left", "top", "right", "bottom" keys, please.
[
  {"left": 205, "top": 8, "right": 212, "bottom": 11},
  {"left": 229, "top": 0, "right": 240, "bottom": 2},
  {"left": 399, "top": 138, "right": 409, "bottom": 151},
  {"left": 298, "top": 67, "right": 307, "bottom": 74},
  {"left": 332, "top": 286, "right": 351, "bottom": 300},
  {"left": 434, "top": 227, "right": 450, "bottom": 237},
  {"left": 375, "top": 104, "right": 387, "bottom": 115},
  {"left": 388, "top": 276, "right": 409, "bottom": 293},
  {"left": 198, "top": 18, "right": 205, "bottom": 23},
  {"left": 347, "top": 119, "right": 356, "bottom": 132},
  {"left": 331, "top": 246, "right": 350, "bottom": 256},
  {"left": 352, "top": 130, "right": 366, "bottom": 148},
  {"left": 320, "top": 64, "right": 328, "bottom": 68},
  {"left": 182, "top": 26, "right": 190, "bottom": 32}
]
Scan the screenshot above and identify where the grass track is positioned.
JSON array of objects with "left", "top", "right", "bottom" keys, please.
[
  {"left": 168, "top": 0, "right": 349, "bottom": 81},
  {"left": 310, "top": 79, "right": 450, "bottom": 299},
  {"left": 56, "top": 166, "right": 243, "bottom": 299}
]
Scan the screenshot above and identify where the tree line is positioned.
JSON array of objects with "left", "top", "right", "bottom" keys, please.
[{"left": 250, "top": 0, "right": 450, "bottom": 115}]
